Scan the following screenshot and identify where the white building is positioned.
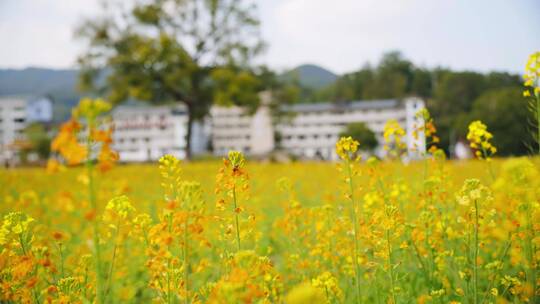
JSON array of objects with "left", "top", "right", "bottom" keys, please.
[
  {"left": 0, "top": 96, "right": 53, "bottom": 163},
  {"left": 277, "top": 98, "right": 425, "bottom": 160},
  {"left": 111, "top": 104, "right": 190, "bottom": 162},
  {"left": 210, "top": 92, "right": 274, "bottom": 156},
  {"left": 210, "top": 97, "right": 425, "bottom": 160},
  {"left": 27, "top": 97, "right": 54, "bottom": 122}
]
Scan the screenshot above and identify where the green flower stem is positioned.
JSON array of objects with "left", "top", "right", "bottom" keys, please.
[
  {"left": 86, "top": 120, "right": 104, "bottom": 304},
  {"left": 473, "top": 199, "right": 479, "bottom": 304},
  {"left": 346, "top": 159, "right": 362, "bottom": 304},
  {"left": 232, "top": 185, "right": 241, "bottom": 252},
  {"left": 184, "top": 213, "right": 190, "bottom": 304}
]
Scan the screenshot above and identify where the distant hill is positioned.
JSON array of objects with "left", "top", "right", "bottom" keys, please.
[
  {"left": 0, "top": 64, "right": 339, "bottom": 121},
  {"left": 281, "top": 64, "right": 338, "bottom": 89},
  {"left": 0, "top": 67, "right": 81, "bottom": 121}
]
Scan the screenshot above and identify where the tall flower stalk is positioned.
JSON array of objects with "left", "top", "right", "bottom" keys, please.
[
  {"left": 457, "top": 179, "right": 492, "bottom": 304},
  {"left": 50, "top": 98, "right": 115, "bottom": 303},
  {"left": 216, "top": 151, "right": 249, "bottom": 253},
  {"left": 336, "top": 136, "right": 362, "bottom": 303},
  {"left": 102, "top": 195, "right": 135, "bottom": 301},
  {"left": 523, "top": 51, "right": 540, "bottom": 155},
  {"left": 467, "top": 120, "right": 497, "bottom": 181}
]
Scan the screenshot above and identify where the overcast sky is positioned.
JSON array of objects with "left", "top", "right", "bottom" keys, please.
[{"left": 0, "top": 0, "right": 539, "bottom": 74}]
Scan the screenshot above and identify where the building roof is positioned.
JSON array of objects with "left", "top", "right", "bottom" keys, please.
[
  {"left": 112, "top": 102, "right": 187, "bottom": 115},
  {"left": 281, "top": 99, "right": 401, "bottom": 113}
]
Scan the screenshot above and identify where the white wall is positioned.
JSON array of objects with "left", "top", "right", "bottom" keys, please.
[{"left": 111, "top": 105, "right": 188, "bottom": 162}]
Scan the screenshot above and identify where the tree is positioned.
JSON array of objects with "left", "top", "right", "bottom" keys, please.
[
  {"left": 461, "top": 87, "right": 533, "bottom": 155},
  {"left": 364, "top": 51, "right": 413, "bottom": 99},
  {"left": 76, "top": 0, "right": 264, "bottom": 159},
  {"left": 23, "top": 123, "right": 51, "bottom": 161},
  {"left": 339, "top": 123, "right": 378, "bottom": 151},
  {"left": 429, "top": 71, "right": 487, "bottom": 152},
  {"left": 410, "top": 68, "right": 433, "bottom": 98}
]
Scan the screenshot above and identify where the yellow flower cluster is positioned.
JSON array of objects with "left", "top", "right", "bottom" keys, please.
[
  {"left": 383, "top": 119, "right": 406, "bottom": 158},
  {"left": 158, "top": 154, "right": 182, "bottom": 204},
  {"left": 523, "top": 52, "right": 540, "bottom": 97},
  {"left": 208, "top": 250, "right": 282, "bottom": 303},
  {"left": 50, "top": 98, "right": 118, "bottom": 171},
  {"left": 0, "top": 212, "right": 34, "bottom": 246},
  {"left": 467, "top": 120, "right": 497, "bottom": 159},
  {"left": 284, "top": 282, "right": 325, "bottom": 304},
  {"left": 335, "top": 136, "right": 359, "bottom": 161},
  {"left": 105, "top": 195, "right": 136, "bottom": 220},
  {"left": 73, "top": 97, "right": 112, "bottom": 121},
  {"left": 227, "top": 150, "right": 246, "bottom": 169},
  {"left": 50, "top": 119, "right": 86, "bottom": 166},
  {"left": 456, "top": 178, "right": 492, "bottom": 207},
  {"left": 415, "top": 108, "right": 440, "bottom": 154},
  {"left": 311, "top": 271, "right": 343, "bottom": 302}
]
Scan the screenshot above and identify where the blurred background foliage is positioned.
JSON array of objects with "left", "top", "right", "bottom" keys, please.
[{"left": 0, "top": 1, "right": 532, "bottom": 157}]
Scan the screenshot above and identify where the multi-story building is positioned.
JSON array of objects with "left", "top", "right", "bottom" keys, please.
[
  {"left": 0, "top": 96, "right": 53, "bottom": 163},
  {"left": 276, "top": 98, "right": 425, "bottom": 160},
  {"left": 27, "top": 97, "right": 54, "bottom": 122},
  {"left": 111, "top": 104, "right": 190, "bottom": 162},
  {"left": 210, "top": 92, "right": 274, "bottom": 156},
  {"left": 210, "top": 97, "right": 425, "bottom": 160}
]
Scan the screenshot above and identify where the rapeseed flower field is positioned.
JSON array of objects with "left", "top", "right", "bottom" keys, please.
[
  {"left": 1, "top": 52, "right": 540, "bottom": 303},
  {"left": 2, "top": 144, "right": 539, "bottom": 303}
]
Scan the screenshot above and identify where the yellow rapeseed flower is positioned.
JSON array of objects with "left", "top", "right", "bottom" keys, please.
[
  {"left": 284, "top": 282, "right": 325, "bottom": 304},
  {"left": 228, "top": 150, "right": 245, "bottom": 169},
  {"left": 335, "top": 136, "right": 359, "bottom": 161},
  {"left": 73, "top": 97, "right": 111, "bottom": 121},
  {"left": 383, "top": 119, "right": 406, "bottom": 158},
  {"left": 0, "top": 212, "right": 34, "bottom": 245},
  {"left": 467, "top": 120, "right": 497, "bottom": 159},
  {"left": 105, "top": 195, "right": 136, "bottom": 220}
]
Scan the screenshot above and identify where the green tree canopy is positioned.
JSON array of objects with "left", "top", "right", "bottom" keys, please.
[
  {"left": 461, "top": 87, "right": 533, "bottom": 156},
  {"left": 339, "top": 123, "right": 378, "bottom": 151},
  {"left": 23, "top": 123, "right": 51, "bottom": 160},
  {"left": 76, "top": 0, "right": 264, "bottom": 158}
]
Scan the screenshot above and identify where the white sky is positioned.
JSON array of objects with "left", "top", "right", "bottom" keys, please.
[{"left": 0, "top": 0, "right": 539, "bottom": 74}]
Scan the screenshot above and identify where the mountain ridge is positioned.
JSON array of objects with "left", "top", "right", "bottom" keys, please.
[{"left": 280, "top": 64, "right": 338, "bottom": 89}]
